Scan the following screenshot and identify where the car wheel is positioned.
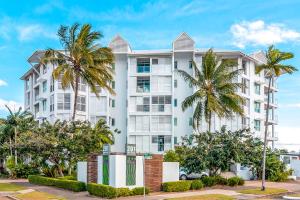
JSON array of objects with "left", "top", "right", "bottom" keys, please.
[
  {"left": 201, "top": 174, "right": 208, "bottom": 178},
  {"left": 180, "top": 174, "right": 188, "bottom": 180}
]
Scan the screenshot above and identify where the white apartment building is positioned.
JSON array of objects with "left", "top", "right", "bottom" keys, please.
[{"left": 21, "top": 33, "right": 278, "bottom": 153}]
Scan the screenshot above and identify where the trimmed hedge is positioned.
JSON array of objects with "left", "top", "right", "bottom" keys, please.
[
  {"left": 28, "top": 175, "right": 86, "bottom": 192},
  {"left": 215, "top": 176, "right": 228, "bottom": 185},
  {"left": 162, "top": 181, "right": 191, "bottom": 192},
  {"left": 190, "top": 180, "right": 204, "bottom": 190},
  {"left": 87, "top": 183, "right": 150, "bottom": 198},
  {"left": 227, "top": 177, "right": 244, "bottom": 186},
  {"left": 201, "top": 176, "right": 217, "bottom": 187}
]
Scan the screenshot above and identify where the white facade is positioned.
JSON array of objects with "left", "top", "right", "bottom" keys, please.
[{"left": 21, "top": 33, "right": 278, "bottom": 153}]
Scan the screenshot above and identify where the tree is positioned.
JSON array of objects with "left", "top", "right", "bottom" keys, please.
[
  {"left": 0, "top": 106, "right": 35, "bottom": 165},
  {"left": 256, "top": 45, "right": 297, "bottom": 190},
  {"left": 42, "top": 23, "right": 115, "bottom": 120},
  {"left": 177, "top": 49, "right": 244, "bottom": 131}
]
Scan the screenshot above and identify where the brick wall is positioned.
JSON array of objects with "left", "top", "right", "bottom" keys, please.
[
  {"left": 145, "top": 154, "right": 163, "bottom": 192},
  {"left": 87, "top": 154, "right": 98, "bottom": 183}
]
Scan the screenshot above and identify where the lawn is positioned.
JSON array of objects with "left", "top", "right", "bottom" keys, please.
[
  {"left": 0, "top": 183, "right": 26, "bottom": 191},
  {"left": 238, "top": 187, "right": 288, "bottom": 195},
  {"left": 16, "top": 191, "right": 66, "bottom": 200},
  {"left": 166, "top": 194, "right": 235, "bottom": 200}
]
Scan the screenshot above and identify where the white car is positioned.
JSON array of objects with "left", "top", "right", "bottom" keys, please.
[{"left": 179, "top": 169, "right": 209, "bottom": 180}]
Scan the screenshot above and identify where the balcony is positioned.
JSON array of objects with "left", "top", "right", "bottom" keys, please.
[
  {"left": 265, "top": 114, "right": 278, "bottom": 124},
  {"left": 267, "top": 132, "right": 279, "bottom": 141}
]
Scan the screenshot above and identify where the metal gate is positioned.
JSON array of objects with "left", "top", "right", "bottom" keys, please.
[
  {"left": 102, "top": 155, "right": 109, "bottom": 185},
  {"left": 126, "top": 156, "right": 136, "bottom": 186}
]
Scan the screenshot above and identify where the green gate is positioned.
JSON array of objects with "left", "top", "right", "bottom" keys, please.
[
  {"left": 126, "top": 156, "right": 136, "bottom": 186},
  {"left": 102, "top": 155, "right": 109, "bottom": 185}
]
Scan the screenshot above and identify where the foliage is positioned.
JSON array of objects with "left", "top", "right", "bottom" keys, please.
[
  {"left": 190, "top": 180, "right": 204, "bottom": 190},
  {"left": 163, "top": 150, "right": 180, "bottom": 162},
  {"left": 227, "top": 177, "right": 244, "bottom": 187},
  {"left": 116, "top": 187, "right": 132, "bottom": 197},
  {"left": 201, "top": 176, "right": 217, "bottom": 187},
  {"left": 131, "top": 187, "right": 150, "bottom": 195},
  {"left": 177, "top": 49, "right": 244, "bottom": 131},
  {"left": 28, "top": 175, "right": 86, "bottom": 192},
  {"left": 214, "top": 176, "right": 228, "bottom": 185},
  {"left": 42, "top": 23, "right": 115, "bottom": 120},
  {"left": 9, "top": 164, "right": 40, "bottom": 178},
  {"left": 162, "top": 181, "right": 191, "bottom": 192},
  {"left": 57, "top": 175, "right": 76, "bottom": 180},
  {"left": 87, "top": 183, "right": 117, "bottom": 199}
]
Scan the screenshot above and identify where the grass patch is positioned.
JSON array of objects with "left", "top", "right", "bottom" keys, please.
[
  {"left": 0, "top": 183, "right": 26, "bottom": 191},
  {"left": 238, "top": 187, "right": 288, "bottom": 195},
  {"left": 166, "top": 194, "right": 235, "bottom": 200},
  {"left": 16, "top": 191, "right": 65, "bottom": 200},
  {"left": 287, "top": 193, "right": 300, "bottom": 197}
]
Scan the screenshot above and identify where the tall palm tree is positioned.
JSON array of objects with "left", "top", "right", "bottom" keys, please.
[
  {"left": 177, "top": 49, "right": 244, "bottom": 131},
  {"left": 256, "top": 45, "right": 297, "bottom": 191},
  {"left": 42, "top": 23, "right": 115, "bottom": 120},
  {"left": 0, "top": 106, "right": 34, "bottom": 165}
]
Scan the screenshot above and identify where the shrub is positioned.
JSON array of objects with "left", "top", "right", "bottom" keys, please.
[
  {"left": 131, "top": 187, "right": 149, "bottom": 195},
  {"left": 227, "top": 177, "right": 244, "bottom": 187},
  {"left": 116, "top": 187, "right": 132, "bottom": 197},
  {"left": 201, "top": 176, "right": 217, "bottom": 187},
  {"left": 162, "top": 181, "right": 191, "bottom": 192},
  {"left": 163, "top": 150, "right": 180, "bottom": 162},
  {"left": 57, "top": 176, "right": 76, "bottom": 180},
  {"left": 28, "top": 175, "right": 86, "bottom": 192},
  {"left": 215, "top": 176, "right": 228, "bottom": 185},
  {"left": 87, "top": 183, "right": 117, "bottom": 199},
  {"left": 190, "top": 180, "right": 204, "bottom": 190}
]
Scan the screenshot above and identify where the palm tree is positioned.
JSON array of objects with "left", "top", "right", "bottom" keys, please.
[
  {"left": 256, "top": 45, "right": 297, "bottom": 191},
  {"left": 42, "top": 23, "right": 115, "bottom": 120},
  {"left": 177, "top": 49, "right": 244, "bottom": 131},
  {"left": 0, "top": 106, "right": 34, "bottom": 165}
]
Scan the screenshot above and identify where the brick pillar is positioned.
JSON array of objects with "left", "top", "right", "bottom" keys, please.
[
  {"left": 87, "top": 154, "right": 98, "bottom": 183},
  {"left": 145, "top": 154, "right": 163, "bottom": 192}
]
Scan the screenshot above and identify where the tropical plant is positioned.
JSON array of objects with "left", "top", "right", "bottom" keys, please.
[
  {"left": 0, "top": 106, "right": 35, "bottom": 165},
  {"left": 177, "top": 49, "right": 244, "bottom": 131},
  {"left": 256, "top": 45, "right": 297, "bottom": 190},
  {"left": 42, "top": 23, "right": 115, "bottom": 120}
]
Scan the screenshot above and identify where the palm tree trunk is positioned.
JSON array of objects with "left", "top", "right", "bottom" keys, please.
[
  {"left": 72, "top": 76, "right": 79, "bottom": 121},
  {"left": 14, "top": 127, "right": 17, "bottom": 165},
  {"left": 261, "top": 76, "right": 272, "bottom": 191},
  {"left": 9, "top": 137, "right": 12, "bottom": 157}
]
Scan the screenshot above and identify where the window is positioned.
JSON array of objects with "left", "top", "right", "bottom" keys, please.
[
  {"left": 112, "top": 99, "right": 115, "bottom": 108},
  {"left": 189, "top": 61, "right": 192, "bottom": 69},
  {"left": 136, "top": 97, "right": 150, "bottom": 112},
  {"left": 151, "top": 76, "right": 171, "bottom": 92},
  {"left": 254, "top": 101, "right": 261, "bottom": 113},
  {"left": 76, "top": 95, "right": 86, "bottom": 111},
  {"left": 25, "top": 79, "right": 30, "bottom": 90},
  {"left": 129, "top": 116, "right": 150, "bottom": 132},
  {"left": 152, "top": 58, "right": 158, "bottom": 65},
  {"left": 152, "top": 95, "right": 171, "bottom": 112},
  {"left": 152, "top": 135, "right": 171, "bottom": 152},
  {"left": 136, "top": 76, "right": 150, "bottom": 93},
  {"left": 242, "top": 117, "right": 249, "bottom": 128},
  {"left": 254, "top": 83, "right": 260, "bottom": 95},
  {"left": 111, "top": 118, "right": 115, "bottom": 126},
  {"left": 42, "top": 65, "right": 47, "bottom": 74},
  {"left": 137, "top": 58, "right": 150, "bottom": 73},
  {"left": 50, "top": 95, "right": 54, "bottom": 112},
  {"left": 152, "top": 116, "right": 172, "bottom": 131},
  {"left": 26, "top": 92, "right": 30, "bottom": 106},
  {"left": 42, "top": 81, "right": 47, "bottom": 93},
  {"left": 34, "top": 104, "right": 39, "bottom": 115},
  {"left": 174, "top": 80, "right": 177, "bottom": 88},
  {"left": 254, "top": 120, "right": 261, "bottom": 131},
  {"left": 174, "top": 137, "right": 178, "bottom": 145},
  {"left": 42, "top": 100, "right": 47, "bottom": 111},
  {"left": 241, "top": 78, "right": 249, "bottom": 95},
  {"left": 79, "top": 78, "right": 86, "bottom": 91},
  {"left": 189, "top": 118, "right": 193, "bottom": 126},
  {"left": 242, "top": 60, "right": 247, "bottom": 75},
  {"left": 50, "top": 78, "right": 54, "bottom": 92},
  {"left": 112, "top": 81, "right": 115, "bottom": 89},
  {"left": 174, "top": 61, "right": 178, "bottom": 69},
  {"left": 174, "top": 99, "right": 177, "bottom": 107},
  {"left": 57, "top": 93, "right": 71, "bottom": 110},
  {"left": 158, "top": 136, "right": 164, "bottom": 151},
  {"left": 174, "top": 117, "right": 177, "bottom": 126}
]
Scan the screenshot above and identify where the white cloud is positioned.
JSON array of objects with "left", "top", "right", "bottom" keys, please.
[
  {"left": 231, "top": 20, "right": 300, "bottom": 48},
  {"left": 0, "top": 80, "right": 7, "bottom": 86},
  {"left": 0, "top": 98, "right": 23, "bottom": 112},
  {"left": 16, "top": 24, "right": 56, "bottom": 41}
]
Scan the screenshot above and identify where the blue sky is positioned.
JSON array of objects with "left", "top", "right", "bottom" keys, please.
[{"left": 0, "top": 0, "right": 300, "bottom": 150}]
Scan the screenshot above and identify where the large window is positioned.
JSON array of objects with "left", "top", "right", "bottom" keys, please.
[
  {"left": 50, "top": 78, "right": 54, "bottom": 92},
  {"left": 79, "top": 78, "right": 87, "bottom": 92},
  {"left": 152, "top": 135, "right": 171, "bottom": 152},
  {"left": 50, "top": 95, "right": 54, "bottom": 112},
  {"left": 242, "top": 60, "right": 248, "bottom": 75},
  {"left": 151, "top": 115, "right": 171, "bottom": 131},
  {"left": 42, "top": 100, "right": 47, "bottom": 111},
  {"left": 129, "top": 116, "right": 150, "bottom": 132},
  {"left": 25, "top": 79, "right": 30, "bottom": 90},
  {"left": 242, "top": 117, "right": 250, "bottom": 128},
  {"left": 137, "top": 58, "right": 150, "bottom": 73},
  {"left": 152, "top": 95, "right": 171, "bottom": 112},
  {"left": 254, "top": 120, "right": 261, "bottom": 131},
  {"left": 241, "top": 78, "right": 249, "bottom": 95},
  {"left": 136, "top": 97, "right": 150, "bottom": 112},
  {"left": 76, "top": 95, "right": 86, "bottom": 111},
  {"left": 254, "top": 83, "right": 260, "bottom": 95},
  {"left": 25, "top": 92, "right": 30, "bottom": 106},
  {"left": 42, "top": 81, "right": 47, "bottom": 93},
  {"left": 136, "top": 77, "right": 150, "bottom": 93},
  {"left": 254, "top": 101, "right": 261, "bottom": 113},
  {"left": 57, "top": 93, "right": 71, "bottom": 110}
]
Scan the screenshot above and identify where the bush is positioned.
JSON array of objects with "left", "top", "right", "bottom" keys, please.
[
  {"left": 190, "top": 180, "right": 204, "bottom": 190},
  {"left": 162, "top": 181, "right": 191, "bottom": 192},
  {"left": 215, "top": 176, "right": 228, "bottom": 185},
  {"left": 201, "top": 176, "right": 217, "bottom": 187},
  {"left": 28, "top": 175, "right": 86, "bottom": 192},
  {"left": 57, "top": 175, "right": 76, "bottom": 180},
  {"left": 131, "top": 187, "right": 149, "bottom": 195},
  {"left": 164, "top": 150, "right": 180, "bottom": 162},
  {"left": 87, "top": 183, "right": 117, "bottom": 199},
  {"left": 116, "top": 187, "right": 132, "bottom": 197},
  {"left": 227, "top": 177, "right": 244, "bottom": 187}
]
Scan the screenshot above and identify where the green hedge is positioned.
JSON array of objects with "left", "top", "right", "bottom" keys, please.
[
  {"left": 201, "top": 176, "right": 217, "bottom": 187},
  {"left": 87, "top": 183, "right": 150, "bottom": 198},
  {"left": 227, "top": 177, "right": 244, "bottom": 186},
  {"left": 28, "top": 175, "right": 86, "bottom": 192},
  {"left": 190, "top": 180, "right": 204, "bottom": 190},
  {"left": 162, "top": 181, "right": 191, "bottom": 192}
]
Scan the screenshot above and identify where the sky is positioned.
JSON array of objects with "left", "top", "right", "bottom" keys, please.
[{"left": 0, "top": 0, "right": 300, "bottom": 151}]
